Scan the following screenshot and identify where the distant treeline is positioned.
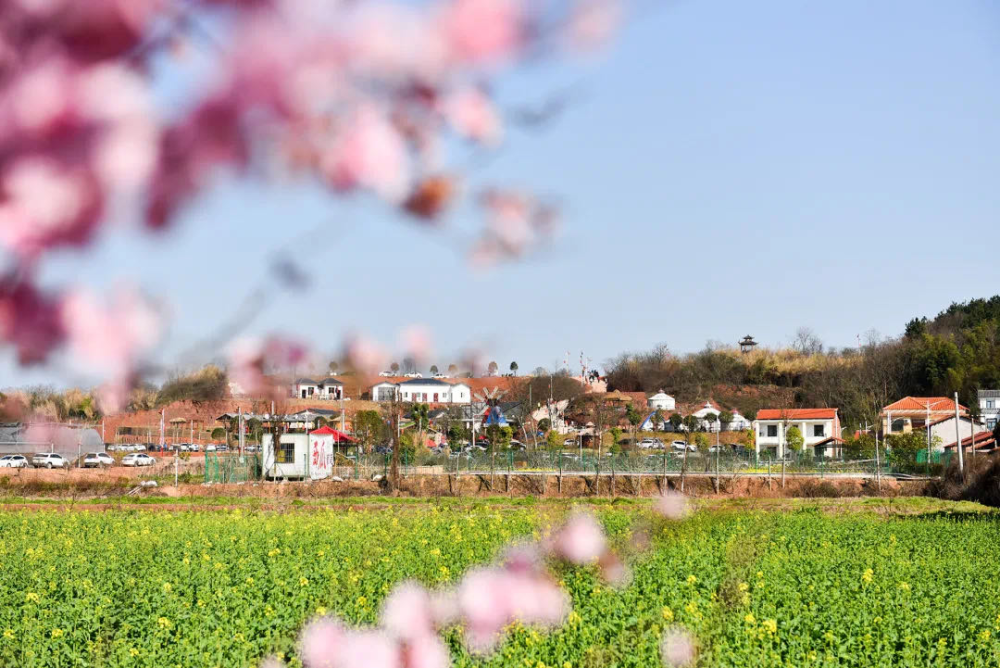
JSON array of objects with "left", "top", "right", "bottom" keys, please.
[{"left": 605, "top": 297, "right": 1000, "bottom": 429}]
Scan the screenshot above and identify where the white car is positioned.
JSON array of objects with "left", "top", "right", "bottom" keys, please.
[
  {"left": 638, "top": 438, "right": 662, "bottom": 449},
  {"left": 671, "top": 440, "right": 697, "bottom": 452},
  {"left": 205, "top": 444, "right": 217, "bottom": 453},
  {"left": 82, "top": 452, "right": 115, "bottom": 468},
  {"left": 0, "top": 454, "right": 28, "bottom": 468},
  {"left": 122, "top": 453, "right": 156, "bottom": 467},
  {"left": 32, "top": 453, "right": 70, "bottom": 469}
]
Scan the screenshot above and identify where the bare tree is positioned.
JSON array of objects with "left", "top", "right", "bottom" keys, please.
[{"left": 792, "top": 327, "right": 824, "bottom": 355}]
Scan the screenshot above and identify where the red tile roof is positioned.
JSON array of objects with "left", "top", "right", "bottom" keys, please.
[
  {"left": 944, "top": 431, "right": 995, "bottom": 451},
  {"left": 881, "top": 397, "right": 967, "bottom": 415},
  {"left": 756, "top": 408, "right": 838, "bottom": 420}
]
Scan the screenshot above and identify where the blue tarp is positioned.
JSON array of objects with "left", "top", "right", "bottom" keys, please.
[{"left": 484, "top": 406, "right": 509, "bottom": 427}]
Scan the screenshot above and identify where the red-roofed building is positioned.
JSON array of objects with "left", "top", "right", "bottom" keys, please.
[
  {"left": 879, "top": 397, "right": 985, "bottom": 451},
  {"left": 753, "top": 408, "right": 842, "bottom": 458},
  {"left": 943, "top": 430, "right": 996, "bottom": 453}
]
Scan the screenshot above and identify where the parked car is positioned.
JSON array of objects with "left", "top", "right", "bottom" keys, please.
[
  {"left": 205, "top": 444, "right": 217, "bottom": 453},
  {"left": 564, "top": 439, "right": 578, "bottom": 446},
  {"left": 0, "top": 454, "right": 28, "bottom": 468},
  {"left": 82, "top": 452, "right": 115, "bottom": 468},
  {"left": 509, "top": 440, "right": 526, "bottom": 450},
  {"left": 671, "top": 440, "right": 696, "bottom": 452},
  {"left": 374, "top": 445, "right": 392, "bottom": 455},
  {"left": 122, "top": 453, "right": 156, "bottom": 467},
  {"left": 189, "top": 444, "right": 201, "bottom": 452},
  {"left": 638, "top": 438, "right": 663, "bottom": 449},
  {"left": 32, "top": 453, "right": 70, "bottom": 469},
  {"left": 216, "top": 444, "right": 230, "bottom": 453},
  {"left": 134, "top": 444, "right": 146, "bottom": 452}
]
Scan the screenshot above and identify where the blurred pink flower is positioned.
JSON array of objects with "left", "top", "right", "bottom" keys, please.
[
  {"left": 399, "top": 325, "right": 432, "bottom": 368},
  {"left": 402, "top": 634, "right": 450, "bottom": 668},
  {"left": 322, "top": 107, "right": 410, "bottom": 203},
  {"left": 0, "top": 279, "right": 64, "bottom": 365},
  {"left": 228, "top": 336, "right": 309, "bottom": 398},
  {"left": 0, "top": 156, "right": 103, "bottom": 259},
  {"left": 598, "top": 552, "right": 630, "bottom": 588},
  {"left": 335, "top": 630, "right": 401, "bottom": 668},
  {"left": 654, "top": 492, "right": 690, "bottom": 520},
  {"left": 381, "top": 582, "right": 436, "bottom": 641},
  {"left": 547, "top": 512, "right": 607, "bottom": 565},
  {"left": 300, "top": 617, "right": 347, "bottom": 668},
  {"left": 59, "top": 288, "right": 159, "bottom": 378},
  {"left": 342, "top": 333, "right": 389, "bottom": 376},
  {"left": 441, "top": 0, "right": 523, "bottom": 64},
  {"left": 96, "top": 378, "right": 132, "bottom": 415},
  {"left": 566, "top": 0, "right": 622, "bottom": 50},
  {"left": 660, "top": 628, "right": 696, "bottom": 667},
  {"left": 444, "top": 88, "right": 502, "bottom": 146}
]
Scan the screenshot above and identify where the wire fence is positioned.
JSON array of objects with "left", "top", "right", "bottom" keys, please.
[{"left": 203, "top": 448, "right": 954, "bottom": 483}]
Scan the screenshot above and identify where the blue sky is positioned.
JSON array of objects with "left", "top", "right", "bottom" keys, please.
[{"left": 8, "top": 0, "right": 1000, "bottom": 386}]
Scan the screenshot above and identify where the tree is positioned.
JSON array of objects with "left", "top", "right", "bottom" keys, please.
[
  {"left": 409, "top": 403, "right": 430, "bottom": 452},
  {"left": 402, "top": 357, "right": 416, "bottom": 374},
  {"left": 486, "top": 423, "right": 513, "bottom": 452},
  {"left": 448, "top": 364, "right": 458, "bottom": 376},
  {"left": 792, "top": 327, "right": 824, "bottom": 355},
  {"left": 545, "top": 430, "right": 563, "bottom": 450},
  {"left": 510, "top": 361, "right": 519, "bottom": 376},
  {"left": 668, "top": 413, "right": 683, "bottom": 432},
  {"left": 430, "top": 365, "right": 439, "bottom": 376},
  {"left": 703, "top": 411, "right": 718, "bottom": 433},
  {"left": 328, "top": 361, "right": 339, "bottom": 374},
  {"left": 718, "top": 410, "right": 733, "bottom": 431},
  {"left": 653, "top": 409, "right": 665, "bottom": 431},
  {"left": 785, "top": 425, "right": 804, "bottom": 454},
  {"left": 390, "top": 362, "right": 400, "bottom": 373},
  {"left": 210, "top": 427, "right": 226, "bottom": 441},
  {"left": 609, "top": 426, "right": 623, "bottom": 449},
  {"left": 488, "top": 361, "right": 499, "bottom": 376},
  {"left": 885, "top": 431, "right": 927, "bottom": 472},
  {"left": 353, "top": 410, "right": 385, "bottom": 454},
  {"left": 625, "top": 403, "right": 642, "bottom": 449},
  {"left": 537, "top": 418, "right": 551, "bottom": 432},
  {"left": 534, "top": 367, "right": 548, "bottom": 377},
  {"left": 680, "top": 415, "right": 700, "bottom": 492}
]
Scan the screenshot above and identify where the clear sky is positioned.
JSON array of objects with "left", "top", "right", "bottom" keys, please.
[{"left": 7, "top": 0, "right": 1000, "bottom": 387}]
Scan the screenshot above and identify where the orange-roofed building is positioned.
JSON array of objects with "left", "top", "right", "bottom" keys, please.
[
  {"left": 879, "top": 396, "right": 967, "bottom": 434},
  {"left": 753, "top": 408, "right": 841, "bottom": 459}
]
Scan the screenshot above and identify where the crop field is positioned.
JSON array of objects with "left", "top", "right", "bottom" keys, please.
[{"left": 1, "top": 501, "right": 999, "bottom": 667}]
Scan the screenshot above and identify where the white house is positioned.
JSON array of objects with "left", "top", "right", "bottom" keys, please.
[
  {"left": 753, "top": 408, "right": 842, "bottom": 458},
  {"left": 372, "top": 378, "right": 471, "bottom": 404},
  {"left": 648, "top": 391, "right": 676, "bottom": 411},
  {"left": 978, "top": 390, "right": 1000, "bottom": 430},
  {"left": 922, "top": 415, "right": 985, "bottom": 452},
  {"left": 292, "top": 377, "right": 344, "bottom": 400}
]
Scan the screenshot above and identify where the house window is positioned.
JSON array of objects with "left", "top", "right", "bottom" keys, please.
[
  {"left": 766, "top": 425, "right": 778, "bottom": 438},
  {"left": 422, "top": 393, "right": 428, "bottom": 401},
  {"left": 989, "top": 419, "right": 997, "bottom": 430},
  {"left": 813, "top": 425, "right": 825, "bottom": 437},
  {"left": 891, "top": 419, "right": 905, "bottom": 432},
  {"left": 278, "top": 442, "right": 295, "bottom": 464},
  {"left": 433, "top": 393, "right": 439, "bottom": 402},
  {"left": 988, "top": 401, "right": 995, "bottom": 410}
]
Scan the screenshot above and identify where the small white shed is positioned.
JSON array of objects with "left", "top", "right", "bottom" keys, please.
[{"left": 262, "top": 432, "right": 312, "bottom": 479}]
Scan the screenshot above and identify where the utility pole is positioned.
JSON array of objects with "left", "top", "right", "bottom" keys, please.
[
  {"left": 926, "top": 401, "right": 932, "bottom": 475},
  {"left": 954, "top": 392, "right": 964, "bottom": 478}
]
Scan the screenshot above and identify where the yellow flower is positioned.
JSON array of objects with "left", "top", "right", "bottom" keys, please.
[
  {"left": 162, "top": 583, "right": 172, "bottom": 593},
  {"left": 861, "top": 568, "right": 874, "bottom": 585},
  {"left": 129, "top": 648, "right": 139, "bottom": 657},
  {"left": 744, "top": 613, "right": 756, "bottom": 624},
  {"left": 737, "top": 582, "right": 750, "bottom": 592},
  {"left": 807, "top": 651, "right": 818, "bottom": 661},
  {"left": 761, "top": 619, "right": 777, "bottom": 635},
  {"left": 356, "top": 596, "right": 368, "bottom": 607},
  {"left": 299, "top": 577, "right": 309, "bottom": 587},
  {"left": 686, "top": 575, "right": 697, "bottom": 585},
  {"left": 661, "top": 607, "right": 674, "bottom": 623},
  {"left": 316, "top": 607, "right": 327, "bottom": 617},
  {"left": 245, "top": 577, "right": 254, "bottom": 586},
  {"left": 3, "top": 629, "right": 14, "bottom": 640},
  {"left": 823, "top": 631, "right": 835, "bottom": 644},
  {"left": 25, "top": 592, "right": 39, "bottom": 603},
  {"left": 898, "top": 582, "right": 910, "bottom": 592},
  {"left": 158, "top": 617, "right": 172, "bottom": 629},
  {"left": 756, "top": 571, "right": 764, "bottom": 579},
  {"left": 51, "top": 629, "right": 64, "bottom": 639},
  {"left": 980, "top": 630, "right": 992, "bottom": 642}
]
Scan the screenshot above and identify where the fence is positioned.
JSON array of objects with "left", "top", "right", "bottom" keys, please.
[{"left": 204, "top": 453, "right": 262, "bottom": 483}]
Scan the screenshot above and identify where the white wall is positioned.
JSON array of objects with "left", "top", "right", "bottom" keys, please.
[
  {"left": 928, "top": 417, "right": 986, "bottom": 451},
  {"left": 753, "top": 419, "right": 836, "bottom": 456}
]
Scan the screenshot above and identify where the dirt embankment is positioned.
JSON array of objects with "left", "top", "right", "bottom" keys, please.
[{"left": 0, "top": 467, "right": 930, "bottom": 503}]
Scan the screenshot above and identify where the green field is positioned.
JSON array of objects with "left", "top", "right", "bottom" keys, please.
[{"left": 1, "top": 501, "right": 999, "bottom": 667}]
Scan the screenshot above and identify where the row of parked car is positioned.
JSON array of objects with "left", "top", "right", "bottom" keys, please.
[{"left": 0, "top": 451, "right": 159, "bottom": 469}]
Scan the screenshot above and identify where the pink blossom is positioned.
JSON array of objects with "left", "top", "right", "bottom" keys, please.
[
  {"left": 228, "top": 336, "right": 309, "bottom": 398},
  {"left": 660, "top": 628, "right": 696, "bottom": 667},
  {"left": 7, "top": 58, "right": 77, "bottom": 138},
  {"left": 322, "top": 107, "right": 410, "bottom": 203},
  {"left": 341, "top": 333, "right": 389, "bottom": 376},
  {"left": 399, "top": 325, "right": 432, "bottom": 368},
  {"left": 0, "top": 156, "right": 103, "bottom": 259},
  {"left": 566, "top": 0, "right": 622, "bottom": 50},
  {"left": 547, "top": 512, "right": 607, "bottom": 565},
  {"left": 444, "top": 88, "right": 502, "bottom": 146},
  {"left": 654, "top": 492, "right": 691, "bottom": 520},
  {"left": 300, "top": 617, "right": 347, "bottom": 668},
  {"left": 402, "top": 634, "right": 450, "bottom": 668},
  {"left": 0, "top": 279, "right": 65, "bottom": 365},
  {"left": 441, "top": 0, "right": 523, "bottom": 64},
  {"left": 380, "top": 582, "right": 436, "bottom": 641},
  {"left": 335, "top": 631, "right": 401, "bottom": 668},
  {"left": 598, "top": 552, "right": 630, "bottom": 588},
  {"left": 59, "top": 288, "right": 159, "bottom": 378},
  {"left": 96, "top": 378, "right": 132, "bottom": 415}
]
